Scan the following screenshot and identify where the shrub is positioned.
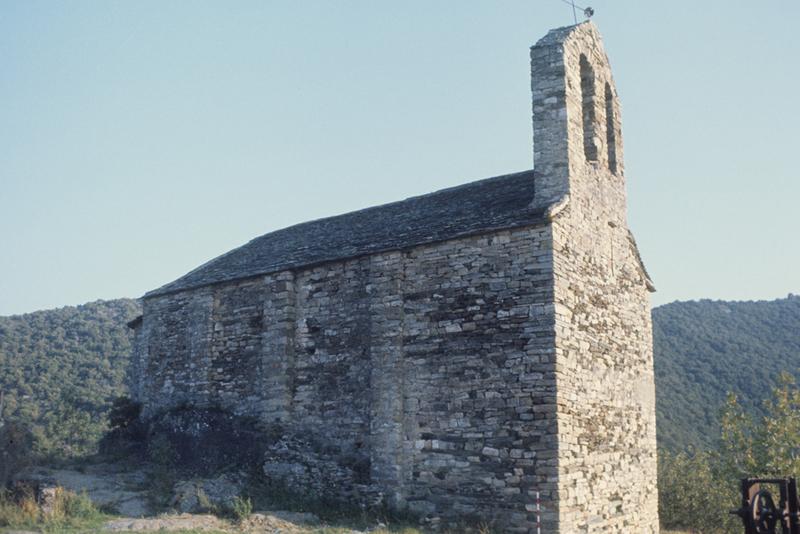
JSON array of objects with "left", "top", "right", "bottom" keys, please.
[
  {"left": 108, "top": 396, "right": 142, "bottom": 430},
  {"left": 229, "top": 495, "right": 252, "bottom": 522},
  {"left": 195, "top": 488, "right": 217, "bottom": 514},
  {"left": 61, "top": 489, "right": 99, "bottom": 520},
  {"left": 658, "top": 449, "right": 735, "bottom": 533},
  {"left": 0, "top": 489, "right": 38, "bottom": 528},
  {"left": 98, "top": 396, "right": 146, "bottom": 458},
  {"left": 0, "top": 486, "right": 102, "bottom": 531}
]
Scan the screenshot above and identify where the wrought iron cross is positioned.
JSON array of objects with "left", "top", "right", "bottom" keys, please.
[{"left": 569, "top": 0, "right": 579, "bottom": 24}]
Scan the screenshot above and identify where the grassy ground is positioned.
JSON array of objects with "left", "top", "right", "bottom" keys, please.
[
  {"left": 0, "top": 531, "right": 395, "bottom": 534},
  {"left": 0, "top": 486, "right": 428, "bottom": 534}
]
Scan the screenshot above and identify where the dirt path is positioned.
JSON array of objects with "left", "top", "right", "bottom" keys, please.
[{"left": 102, "top": 511, "right": 327, "bottom": 533}]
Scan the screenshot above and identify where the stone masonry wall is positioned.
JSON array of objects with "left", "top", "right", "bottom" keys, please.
[
  {"left": 291, "top": 258, "right": 372, "bottom": 456},
  {"left": 210, "top": 279, "right": 266, "bottom": 414},
  {"left": 400, "top": 227, "right": 557, "bottom": 531},
  {"left": 131, "top": 224, "right": 559, "bottom": 531},
  {"left": 137, "top": 287, "right": 215, "bottom": 414}
]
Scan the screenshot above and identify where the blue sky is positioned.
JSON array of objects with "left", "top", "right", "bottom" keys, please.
[{"left": 1, "top": 1, "right": 798, "bottom": 315}]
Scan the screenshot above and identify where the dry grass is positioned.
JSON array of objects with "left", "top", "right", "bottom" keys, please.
[
  {"left": 0, "top": 486, "right": 108, "bottom": 532},
  {"left": 0, "top": 493, "right": 39, "bottom": 529}
]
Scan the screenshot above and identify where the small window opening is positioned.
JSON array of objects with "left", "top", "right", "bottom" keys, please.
[
  {"left": 580, "top": 54, "right": 598, "bottom": 162},
  {"left": 605, "top": 83, "right": 618, "bottom": 174}
]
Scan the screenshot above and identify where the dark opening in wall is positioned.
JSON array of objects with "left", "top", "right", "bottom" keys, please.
[
  {"left": 580, "top": 54, "right": 598, "bottom": 162},
  {"left": 605, "top": 83, "right": 618, "bottom": 174}
]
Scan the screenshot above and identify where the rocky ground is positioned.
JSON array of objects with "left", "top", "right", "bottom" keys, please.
[
  {"left": 8, "top": 463, "right": 414, "bottom": 534},
  {"left": 102, "top": 511, "right": 323, "bottom": 533},
  {"left": 19, "top": 464, "right": 150, "bottom": 518}
]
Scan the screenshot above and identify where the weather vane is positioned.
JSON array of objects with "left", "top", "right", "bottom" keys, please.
[{"left": 560, "top": 0, "right": 595, "bottom": 24}]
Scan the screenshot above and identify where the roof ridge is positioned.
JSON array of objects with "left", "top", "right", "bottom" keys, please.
[{"left": 248, "top": 168, "right": 537, "bottom": 244}]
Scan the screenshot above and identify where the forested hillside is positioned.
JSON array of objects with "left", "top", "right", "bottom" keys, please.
[
  {"left": 654, "top": 294, "right": 800, "bottom": 451},
  {"left": 0, "top": 299, "right": 140, "bottom": 457},
  {"left": 1, "top": 294, "right": 798, "bottom": 458}
]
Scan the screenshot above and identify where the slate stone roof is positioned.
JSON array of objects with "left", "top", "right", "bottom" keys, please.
[{"left": 146, "top": 169, "right": 546, "bottom": 298}]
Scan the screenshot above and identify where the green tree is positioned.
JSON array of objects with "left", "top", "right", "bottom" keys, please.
[
  {"left": 716, "top": 391, "right": 760, "bottom": 483},
  {"left": 761, "top": 373, "right": 800, "bottom": 476},
  {"left": 658, "top": 448, "right": 733, "bottom": 533},
  {"left": 659, "top": 372, "right": 800, "bottom": 533},
  {"left": 716, "top": 373, "right": 800, "bottom": 481},
  {"left": 0, "top": 298, "right": 140, "bottom": 460}
]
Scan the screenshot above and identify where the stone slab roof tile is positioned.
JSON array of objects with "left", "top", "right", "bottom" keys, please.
[{"left": 146, "top": 169, "right": 545, "bottom": 298}]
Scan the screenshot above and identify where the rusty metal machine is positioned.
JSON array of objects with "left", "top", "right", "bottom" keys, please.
[{"left": 732, "top": 478, "right": 800, "bottom": 533}]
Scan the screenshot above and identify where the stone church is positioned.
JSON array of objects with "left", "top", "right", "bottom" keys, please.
[{"left": 129, "top": 22, "right": 659, "bottom": 532}]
